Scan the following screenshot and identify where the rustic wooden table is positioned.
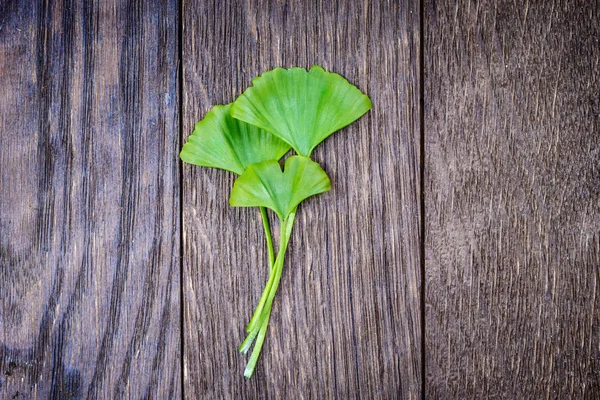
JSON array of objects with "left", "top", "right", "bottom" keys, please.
[{"left": 0, "top": 1, "right": 598, "bottom": 399}]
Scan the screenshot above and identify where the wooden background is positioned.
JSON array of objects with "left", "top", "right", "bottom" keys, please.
[
  {"left": 425, "top": 2, "right": 600, "bottom": 398},
  {"left": 0, "top": 0, "right": 597, "bottom": 399}
]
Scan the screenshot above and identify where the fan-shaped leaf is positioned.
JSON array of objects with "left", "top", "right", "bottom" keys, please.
[
  {"left": 229, "top": 155, "right": 330, "bottom": 220},
  {"left": 230, "top": 65, "right": 372, "bottom": 156},
  {"left": 180, "top": 104, "right": 291, "bottom": 175}
]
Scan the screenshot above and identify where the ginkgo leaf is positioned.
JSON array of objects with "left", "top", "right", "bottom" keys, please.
[
  {"left": 180, "top": 104, "right": 291, "bottom": 175},
  {"left": 229, "top": 155, "right": 331, "bottom": 220},
  {"left": 230, "top": 65, "right": 372, "bottom": 156}
]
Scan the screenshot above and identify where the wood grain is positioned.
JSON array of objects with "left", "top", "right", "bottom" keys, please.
[
  {"left": 182, "top": 0, "right": 421, "bottom": 398},
  {"left": 0, "top": 1, "right": 181, "bottom": 398},
  {"left": 425, "top": 1, "right": 600, "bottom": 398}
]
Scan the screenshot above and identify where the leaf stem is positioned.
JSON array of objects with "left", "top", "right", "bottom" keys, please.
[
  {"left": 242, "top": 207, "right": 297, "bottom": 378},
  {"left": 245, "top": 208, "right": 296, "bottom": 334},
  {"left": 243, "top": 302, "right": 272, "bottom": 378},
  {"left": 259, "top": 207, "right": 275, "bottom": 273}
]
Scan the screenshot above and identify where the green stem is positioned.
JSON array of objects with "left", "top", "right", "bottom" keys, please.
[
  {"left": 259, "top": 207, "right": 275, "bottom": 273},
  {"left": 241, "top": 207, "right": 297, "bottom": 377},
  {"left": 244, "top": 262, "right": 277, "bottom": 334},
  {"left": 241, "top": 210, "right": 278, "bottom": 336},
  {"left": 243, "top": 302, "right": 272, "bottom": 378},
  {"left": 245, "top": 209, "right": 296, "bottom": 334},
  {"left": 239, "top": 325, "right": 259, "bottom": 354}
]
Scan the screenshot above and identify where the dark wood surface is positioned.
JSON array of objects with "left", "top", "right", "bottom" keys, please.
[
  {"left": 182, "top": 0, "right": 421, "bottom": 398},
  {"left": 2, "top": 0, "right": 599, "bottom": 398},
  {"left": 425, "top": 1, "right": 600, "bottom": 398},
  {"left": 0, "top": 1, "right": 181, "bottom": 398}
]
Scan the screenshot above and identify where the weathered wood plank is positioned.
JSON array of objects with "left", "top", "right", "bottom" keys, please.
[
  {"left": 0, "top": 1, "right": 181, "bottom": 398},
  {"left": 425, "top": 1, "right": 600, "bottom": 398},
  {"left": 182, "top": 0, "right": 421, "bottom": 398}
]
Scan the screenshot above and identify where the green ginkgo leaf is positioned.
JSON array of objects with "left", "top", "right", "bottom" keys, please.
[
  {"left": 180, "top": 104, "right": 291, "bottom": 175},
  {"left": 230, "top": 65, "right": 372, "bottom": 156},
  {"left": 230, "top": 155, "right": 331, "bottom": 220}
]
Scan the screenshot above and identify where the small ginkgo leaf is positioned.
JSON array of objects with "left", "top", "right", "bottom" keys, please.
[
  {"left": 180, "top": 104, "right": 291, "bottom": 175},
  {"left": 230, "top": 65, "right": 372, "bottom": 156},
  {"left": 229, "top": 155, "right": 331, "bottom": 220}
]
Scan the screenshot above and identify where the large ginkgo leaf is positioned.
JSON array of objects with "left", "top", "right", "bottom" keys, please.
[
  {"left": 230, "top": 66, "right": 372, "bottom": 156},
  {"left": 229, "top": 155, "right": 331, "bottom": 220},
  {"left": 180, "top": 104, "right": 291, "bottom": 175}
]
